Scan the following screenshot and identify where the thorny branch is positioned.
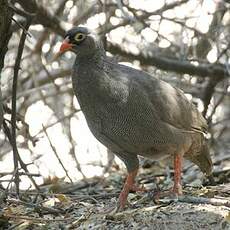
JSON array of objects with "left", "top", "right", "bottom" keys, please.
[{"left": 11, "top": 14, "right": 33, "bottom": 193}]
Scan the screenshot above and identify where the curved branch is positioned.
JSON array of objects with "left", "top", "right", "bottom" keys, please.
[{"left": 107, "top": 42, "right": 229, "bottom": 79}]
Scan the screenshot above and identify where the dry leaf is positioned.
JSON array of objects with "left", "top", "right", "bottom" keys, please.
[
  {"left": 42, "top": 198, "right": 57, "bottom": 208},
  {"left": 225, "top": 212, "right": 230, "bottom": 223},
  {"left": 56, "top": 194, "right": 71, "bottom": 203}
]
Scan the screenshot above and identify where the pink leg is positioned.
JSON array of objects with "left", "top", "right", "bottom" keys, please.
[
  {"left": 118, "top": 168, "right": 145, "bottom": 210},
  {"left": 173, "top": 154, "right": 183, "bottom": 195}
]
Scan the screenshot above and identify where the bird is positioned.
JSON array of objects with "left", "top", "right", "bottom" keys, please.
[{"left": 58, "top": 26, "right": 213, "bottom": 210}]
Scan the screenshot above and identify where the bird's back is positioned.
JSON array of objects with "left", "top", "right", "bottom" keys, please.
[{"left": 112, "top": 62, "right": 208, "bottom": 134}]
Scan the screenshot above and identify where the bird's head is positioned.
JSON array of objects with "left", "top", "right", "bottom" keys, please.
[{"left": 59, "top": 27, "right": 100, "bottom": 56}]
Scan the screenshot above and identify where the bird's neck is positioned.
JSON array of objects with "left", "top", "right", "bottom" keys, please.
[
  {"left": 76, "top": 45, "right": 106, "bottom": 67},
  {"left": 74, "top": 47, "right": 107, "bottom": 86},
  {"left": 73, "top": 47, "right": 107, "bottom": 88},
  {"left": 72, "top": 48, "right": 110, "bottom": 112}
]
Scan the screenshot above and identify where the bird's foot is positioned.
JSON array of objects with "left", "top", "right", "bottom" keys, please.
[
  {"left": 117, "top": 189, "right": 129, "bottom": 211},
  {"left": 172, "top": 183, "right": 183, "bottom": 196},
  {"left": 113, "top": 168, "right": 147, "bottom": 211},
  {"left": 117, "top": 183, "right": 146, "bottom": 211},
  {"left": 151, "top": 184, "right": 183, "bottom": 203}
]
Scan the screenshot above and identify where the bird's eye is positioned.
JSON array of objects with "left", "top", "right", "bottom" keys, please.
[{"left": 74, "top": 33, "right": 86, "bottom": 41}]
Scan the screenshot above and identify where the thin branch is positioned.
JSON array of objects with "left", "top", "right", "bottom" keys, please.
[
  {"left": 15, "top": 0, "right": 65, "bottom": 36},
  {"left": 34, "top": 111, "right": 79, "bottom": 137},
  {"left": 5, "top": 214, "right": 74, "bottom": 223},
  {"left": 202, "top": 76, "right": 224, "bottom": 117},
  {"left": 42, "top": 124, "right": 73, "bottom": 183},
  {"left": 11, "top": 17, "right": 32, "bottom": 37},
  {"left": 3, "top": 119, "right": 40, "bottom": 191},
  {"left": 207, "top": 80, "right": 229, "bottom": 122},
  {"left": 6, "top": 198, "right": 65, "bottom": 215},
  {"left": 11, "top": 15, "right": 33, "bottom": 194},
  {"left": 177, "top": 195, "right": 230, "bottom": 208},
  {"left": 9, "top": 4, "right": 35, "bottom": 18},
  {"left": 0, "top": 171, "right": 41, "bottom": 177}
]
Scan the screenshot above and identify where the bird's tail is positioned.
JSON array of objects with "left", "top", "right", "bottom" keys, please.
[{"left": 184, "top": 135, "right": 213, "bottom": 176}]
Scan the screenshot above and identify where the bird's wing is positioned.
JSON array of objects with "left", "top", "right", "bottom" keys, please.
[{"left": 111, "top": 62, "right": 207, "bottom": 134}]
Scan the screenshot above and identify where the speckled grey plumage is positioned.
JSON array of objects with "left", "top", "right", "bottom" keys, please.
[{"left": 69, "top": 27, "right": 212, "bottom": 175}]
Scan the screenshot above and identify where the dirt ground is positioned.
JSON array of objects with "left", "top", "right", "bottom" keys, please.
[{"left": 1, "top": 158, "right": 230, "bottom": 230}]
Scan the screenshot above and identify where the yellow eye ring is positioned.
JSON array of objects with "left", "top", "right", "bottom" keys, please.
[{"left": 74, "top": 33, "right": 86, "bottom": 41}]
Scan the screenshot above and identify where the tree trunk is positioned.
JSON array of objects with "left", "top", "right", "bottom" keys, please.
[{"left": 0, "top": 0, "right": 13, "bottom": 128}]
